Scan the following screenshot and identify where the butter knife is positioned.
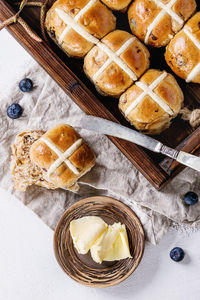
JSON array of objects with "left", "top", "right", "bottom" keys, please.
[{"left": 79, "top": 116, "right": 200, "bottom": 172}]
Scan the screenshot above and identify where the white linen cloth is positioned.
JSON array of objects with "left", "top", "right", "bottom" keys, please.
[{"left": 0, "top": 62, "right": 199, "bottom": 245}]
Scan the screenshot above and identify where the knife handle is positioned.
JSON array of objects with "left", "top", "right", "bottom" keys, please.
[
  {"left": 160, "top": 145, "right": 179, "bottom": 159},
  {"left": 160, "top": 146, "right": 200, "bottom": 172},
  {"left": 160, "top": 127, "right": 200, "bottom": 175}
]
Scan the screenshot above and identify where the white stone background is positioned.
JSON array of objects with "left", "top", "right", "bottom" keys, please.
[{"left": 0, "top": 29, "right": 200, "bottom": 300}]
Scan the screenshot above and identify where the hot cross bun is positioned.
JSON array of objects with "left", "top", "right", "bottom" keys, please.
[
  {"left": 30, "top": 124, "right": 96, "bottom": 191},
  {"left": 101, "top": 0, "right": 132, "bottom": 12},
  {"left": 45, "top": 0, "right": 116, "bottom": 58},
  {"left": 165, "top": 12, "right": 200, "bottom": 83},
  {"left": 128, "top": 0, "right": 196, "bottom": 47},
  {"left": 119, "top": 69, "right": 184, "bottom": 134},
  {"left": 84, "top": 30, "right": 150, "bottom": 98}
]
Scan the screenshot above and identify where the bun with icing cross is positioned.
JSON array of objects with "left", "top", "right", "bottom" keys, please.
[
  {"left": 84, "top": 30, "right": 150, "bottom": 98},
  {"left": 45, "top": 0, "right": 116, "bottom": 58},
  {"left": 128, "top": 0, "right": 196, "bottom": 47},
  {"left": 165, "top": 12, "right": 200, "bottom": 83},
  {"left": 100, "top": 0, "right": 132, "bottom": 12},
  {"left": 29, "top": 124, "right": 96, "bottom": 191},
  {"left": 119, "top": 69, "right": 184, "bottom": 135}
]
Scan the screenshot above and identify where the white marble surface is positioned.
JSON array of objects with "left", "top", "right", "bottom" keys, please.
[{"left": 0, "top": 29, "right": 200, "bottom": 300}]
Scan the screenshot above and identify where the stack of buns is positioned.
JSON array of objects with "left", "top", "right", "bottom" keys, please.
[{"left": 45, "top": 0, "right": 199, "bottom": 135}]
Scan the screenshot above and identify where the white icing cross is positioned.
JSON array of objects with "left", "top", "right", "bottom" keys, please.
[
  {"left": 40, "top": 137, "right": 83, "bottom": 176},
  {"left": 56, "top": 5, "right": 99, "bottom": 45},
  {"left": 145, "top": 0, "right": 184, "bottom": 44},
  {"left": 56, "top": 5, "right": 138, "bottom": 81},
  {"left": 183, "top": 28, "right": 200, "bottom": 82},
  {"left": 125, "top": 71, "right": 174, "bottom": 116},
  {"left": 93, "top": 37, "right": 137, "bottom": 81}
]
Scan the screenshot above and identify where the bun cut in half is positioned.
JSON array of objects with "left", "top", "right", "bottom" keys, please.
[
  {"left": 10, "top": 130, "right": 57, "bottom": 192},
  {"left": 30, "top": 124, "right": 96, "bottom": 191}
]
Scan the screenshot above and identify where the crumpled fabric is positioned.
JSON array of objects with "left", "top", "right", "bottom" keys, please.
[{"left": 0, "top": 62, "right": 199, "bottom": 245}]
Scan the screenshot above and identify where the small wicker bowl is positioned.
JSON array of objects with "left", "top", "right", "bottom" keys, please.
[{"left": 54, "top": 196, "right": 145, "bottom": 288}]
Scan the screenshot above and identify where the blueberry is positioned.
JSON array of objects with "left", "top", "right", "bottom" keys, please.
[
  {"left": 19, "top": 78, "right": 33, "bottom": 92},
  {"left": 184, "top": 191, "right": 198, "bottom": 206},
  {"left": 7, "top": 103, "right": 23, "bottom": 119},
  {"left": 170, "top": 247, "right": 185, "bottom": 262}
]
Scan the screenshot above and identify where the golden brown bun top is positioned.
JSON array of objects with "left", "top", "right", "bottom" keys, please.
[
  {"left": 165, "top": 12, "right": 200, "bottom": 83},
  {"left": 128, "top": 0, "right": 196, "bottom": 47},
  {"left": 101, "top": 30, "right": 150, "bottom": 78},
  {"left": 30, "top": 124, "right": 95, "bottom": 189},
  {"left": 84, "top": 30, "right": 150, "bottom": 98},
  {"left": 119, "top": 69, "right": 184, "bottom": 134},
  {"left": 101, "top": 0, "right": 132, "bottom": 11},
  {"left": 185, "top": 11, "right": 200, "bottom": 34},
  {"left": 45, "top": 0, "right": 116, "bottom": 58}
]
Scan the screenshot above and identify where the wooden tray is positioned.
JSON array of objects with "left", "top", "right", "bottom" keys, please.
[{"left": 1, "top": 0, "right": 200, "bottom": 190}]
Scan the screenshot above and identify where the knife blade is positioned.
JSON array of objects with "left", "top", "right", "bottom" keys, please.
[{"left": 79, "top": 116, "right": 200, "bottom": 172}]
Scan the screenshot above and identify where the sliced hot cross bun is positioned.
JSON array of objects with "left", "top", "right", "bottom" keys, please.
[
  {"left": 100, "top": 0, "right": 132, "bottom": 12},
  {"left": 128, "top": 0, "right": 196, "bottom": 47},
  {"left": 119, "top": 69, "right": 184, "bottom": 134},
  {"left": 165, "top": 12, "right": 200, "bottom": 83},
  {"left": 11, "top": 130, "right": 57, "bottom": 192},
  {"left": 84, "top": 30, "right": 150, "bottom": 98},
  {"left": 30, "top": 124, "right": 96, "bottom": 191},
  {"left": 45, "top": 0, "right": 116, "bottom": 58}
]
